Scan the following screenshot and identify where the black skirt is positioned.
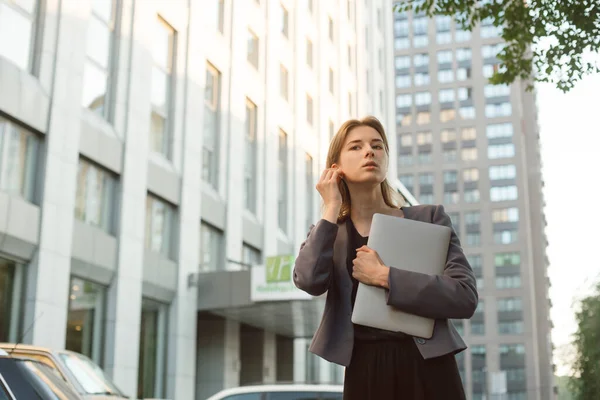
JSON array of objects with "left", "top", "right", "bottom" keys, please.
[{"left": 343, "top": 338, "right": 466, "bottom": 400}]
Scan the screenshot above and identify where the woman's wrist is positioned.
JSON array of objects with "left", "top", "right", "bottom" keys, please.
[
  {"left": 375, "top": 265, "right": 390, "bottom": 289},
  {"left": 322, "top": 203, "right": 342, "bottom": 224}
]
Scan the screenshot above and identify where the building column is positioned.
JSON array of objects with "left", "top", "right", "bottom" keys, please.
[
  {"left": 263, "top": 331, "right": 277, "bottom": 383},
  {"left": 163, "top": 0, "right": 203, "bottom": 398},
  {"left": 24, "top": 0, "right": 87, "bottom": 348},
  {"left": 293, "top": 338, "right": 308, "bottom": 382},
  {"left": 102, "top": 0, "right": 153, "bottom": 395}
]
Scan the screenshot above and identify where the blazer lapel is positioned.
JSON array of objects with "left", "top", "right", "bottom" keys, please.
[{"left": 334, "top": 220, "right": 353, "bottom": 290}]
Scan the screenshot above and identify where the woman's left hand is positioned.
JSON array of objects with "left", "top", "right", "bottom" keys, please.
[{"left": 352, "top": 246, "right": 390, "bottom": 288}]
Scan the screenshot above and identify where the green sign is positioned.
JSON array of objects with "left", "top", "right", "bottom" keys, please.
[{"left": 265, "top": 255, "right": 295, "bottom": 283}]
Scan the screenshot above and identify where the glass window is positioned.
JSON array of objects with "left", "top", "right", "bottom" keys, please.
[
  {"left": 279, "top": 64, "right": 289, "bottom": 100},
  {"left": 438, "top": 69, "right": 453, "bottom": 83},
  {"left": 461, "top": 148, "right": 478, "bottom": 161},
  {"left": 203, "top": 63, "right": 221, "bottom": 189},
  {"left": 200, "top": 222, "right": 224, "bottom": 271},
  {"left": 0, "top": 258, "right": 23, "bottom": 343},
  {"left": 463, "top": 168, "right": 479, "bottom": 182},
  {"left": 484, "top": 84, "right": 511, "bottom": 98},
  {"left": 216, "top": 0, "right": 225, "bottom": 33},
  {"left": 413, "top": 35, "right": 428, "bottom": 48},
  {"left": 413, "top": 17, "right": 428, "bottom": 35},
  {"left": 306, "top": 38, "right": 313, "bottom": 68},
  {"left": 418, "top": 151, "right": 432, "bottom": 164},
  {"left": 436, "top": 31, "right": 452, "bottom": 44},
  {"left": 328, "top": 16, "right": 334, "bottom": 41},
  {"left": 419, "top": 193, "right": 434, "bottom": 204},
  {"left": 279, "top": 4, "right": 289, "bottom": 37},
  {"left": 395, "top": 74, "right": 411, "bottom": 88},
  {"left": 150, "top": 17, "right": 176, "bottom": 158},
  {"left": 245, "top": 99, "right": 258, "bottom": 213},
  {"left": 394, "top": 37, "right": 409, "bottom": 50},
  {"left": 493, "top": 207, "right": 519, "bottom": 223},
  {"left": 0, "top": 117, "right": 40, "bottom": 202},
  {"left": 415, "top": 92, "right": 432, "bottom": 106},
  {"left": 435, "top": 15, "right": 451, "bottom": 32},
  {"left": 398, "top": 174, "right": 414, "bottom": 191},
  {"left": 441, "top": 129, "right": 456, "bottom": 143},
  {"left": 396, "top": 94, "right": 412, "bottom": 109},
  {"left": 0, "top": 0, "right": 38, "bottom": 71},
  {"left": 439, "top": 89, "right": 455, "bottom": 103},
  {"left": 456, "top": 28, "right": 471, "bottom": 42},
  {"left": 465, "top": 211, "right": 480, "bottom": 225},
  {"left": 278, "top": 130, "right": 288, "bottom": 232},
  {"left": 466, "top": 232, "right": 480, "bottom": 245},
  {"left": 443, "top": 170, "right": 457, "bottom": 183},
  {"left": 456, "top": 66, "right": 471, "bottom": 81},
  {"left": 464, "top": 189, "right": 480, "bottom": 203},
  {"left": 416, "top": 111, "right": 430, "bottom": 125},
  {"left": 242, "top": 243, "right": 261, "bottom": 267},
  {"left": 489, "top": 165, "right": 516, "bottom": 180},
  {"left": 399, "top": 134, "right": 412, "bottom": 147},
  {"left": 499, "top": 320, "right": 524, "bottom": 335},
  {"left": 498, "top": 297, "right": 522, "bottom": 312},
  {"left": 440, "top": 109, "right": 456, "bottom": 122},
  {"left": 459, "top": 106, "right": 475, "bottom": 119},
  {"left": 413, "top": 53, "right": 429, "bottom": 67},
  {"left": 482, "top": 43, "right": 505, "bottom": 59},
  {"left": 496, "top": 275, "right": 522, "bottom": 289},
  {"left": 329, "top": 120, "right": 335, "bottom": 141},
  {"left": 247, "top": 29, "right": 259, "bottom": 67},
  {"left": 66, "top": 277, "right": 106, "bottom": 365},
  {"left": 414, "top": 72, "right": 430, "bottom": 86},
  {"left": 490, "top": 185, "right": 518, "bottom": 202},
  {"left": 437, "top": 50, "right": 452, "bottom": 64},
  {"left": 485, "top": 102, "right": 512, "bottom": 118},
  {"left": 306, "top": 94, "right": 314, "bottom": 124},
  {"left": 487, "top": 123, "right": 513, "bottom": 139},
  {"left": 82, "top": 0, "right": 117, "bottom": 117},
  {"left": 395, "top": 55, "right": 410, "bottom": 70},
  {"left": 394, "top": 19, "right": 409, "bottom": 37},
  {"left": 457, "top": 87, "right": 472, "bottom": 101},
  {"left": 416, "top": 132, "right": 432, "bottom": 145},
  {"left": 488, "top": 143, "right": 516, "bottom": 159},
  {"left": 137, "top": 298, "right": 168, "bottom": 400},
  {"left": 461, "top": 127, "right": 476, "bottom": 141},
  {"left": 443, "top": 149, "right": 457, "bottom": 163},
  {"left": 483, "top": 62, "right": 506, "bottom": 78},
  {"left": 305, "top": 154, "right": 314, "bottom": 230},
  {"left": 494, "top": 229, "right": 518, "bottom": 244},
  {"left": 329, "top": 68, "right": 335, "bottom": 94},
  {"left": 456, "top": 48, "right": 472, "bottom": 62},
  {"left": 74, "top": 158, "right": 117, "bottom": 233},
  {"left": 144, "top": 193, "right": 175, "bottom": 258}
]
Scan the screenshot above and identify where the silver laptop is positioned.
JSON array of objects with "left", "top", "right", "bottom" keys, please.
[{"left": 351, "top": 213, "right": 451, "bottom": 338}]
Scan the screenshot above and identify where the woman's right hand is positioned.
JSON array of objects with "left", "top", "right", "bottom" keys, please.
[{"left": 316, "top": 167, "right": 343, "bottom": 223}]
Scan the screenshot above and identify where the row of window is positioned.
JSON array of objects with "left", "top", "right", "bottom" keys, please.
[
  {"left": 398, "top": 144, "right": 516, "bottom": 169},
  {"left": 394, "top": 15, "right": 503, "bottom": 50},
  {"left": 1, "top": 112, "right": 314, "bottom": 268},
  {"left": 401, "top": 165, "right": 517, "bottom": 187}
]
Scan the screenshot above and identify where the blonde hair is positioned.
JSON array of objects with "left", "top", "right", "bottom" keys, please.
[{"left": 325, "top": 116, "right": 404, "bottom": 223}]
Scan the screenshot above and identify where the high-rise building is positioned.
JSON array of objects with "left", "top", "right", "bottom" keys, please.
[
  {"left": 392, "top": 6, "right": 554, "bottom": 400},
  {"left": 0, "top": 0, "right": 401, "bottom": 399}
]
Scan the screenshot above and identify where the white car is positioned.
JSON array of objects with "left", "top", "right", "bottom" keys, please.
[{"left": 205, "top": 383, "right": 344, "bottom": 400}]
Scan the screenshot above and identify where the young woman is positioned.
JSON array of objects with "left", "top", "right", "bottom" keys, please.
[{"left": 293, "top": 116, "right": 478, "bottom": 399}]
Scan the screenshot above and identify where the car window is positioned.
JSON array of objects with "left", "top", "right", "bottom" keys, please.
[
  {"left": 10, "top": 352, "right": 57, "bottom": 371},
  {"left": 320, "top": 393, "right": 343, "bottom": 400},
  {"left": 269, "top": 392, "right": 320, "bottom": 400},
  {"left": 222, "top": 394, "right": 265, "bottom": 400}
]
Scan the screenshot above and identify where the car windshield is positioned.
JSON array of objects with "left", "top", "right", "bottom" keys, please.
[{"left": 58, "top": 353, "right": 123, "bottom": 396}]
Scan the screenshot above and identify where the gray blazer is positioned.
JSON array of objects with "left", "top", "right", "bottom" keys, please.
[{"left": 293, "top": 204, "right": 478, "bottom": 367}]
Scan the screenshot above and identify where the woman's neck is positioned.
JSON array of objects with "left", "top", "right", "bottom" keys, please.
[{"left": 348, "top": 184, "right": 388, "bottom": 223}]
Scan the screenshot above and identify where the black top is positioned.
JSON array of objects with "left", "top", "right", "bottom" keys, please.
[{"left": 346, "top": 218, "right": 408, "bottom": 341}]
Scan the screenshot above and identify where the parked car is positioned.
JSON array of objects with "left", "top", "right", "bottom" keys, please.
[
  {"left": 0, "top": 347, "right": 82, "bottom": 399},
  {"left": 205, "top": 383, "right": 344, "bottom": 400},
  {"left": 0, "top": 343, "right": 128, "bottom": 399}
]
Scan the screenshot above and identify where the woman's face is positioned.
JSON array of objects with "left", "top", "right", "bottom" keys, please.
[{"left": 335, "top": 126, "right": 388, "bottom": 185}]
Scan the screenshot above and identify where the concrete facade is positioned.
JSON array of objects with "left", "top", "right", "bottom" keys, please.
[{"left": 0, "top": 0, "right": 397, "bottom": 399}]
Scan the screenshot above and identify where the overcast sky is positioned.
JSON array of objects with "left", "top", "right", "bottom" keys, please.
[{"left": 537, "top": 71, "right": 600, "bottom": 376}]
